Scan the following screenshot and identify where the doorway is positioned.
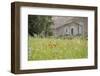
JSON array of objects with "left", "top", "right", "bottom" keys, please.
[{"left": 71, "top": 28, "right": 74, "bottom": 35}]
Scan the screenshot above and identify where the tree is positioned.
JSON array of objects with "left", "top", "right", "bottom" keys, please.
[{"left": 28, "top": 15, "right": 53, "bottom": 37}]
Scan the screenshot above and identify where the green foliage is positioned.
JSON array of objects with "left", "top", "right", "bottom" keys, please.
[
  {"left": 28, "top": 15, "right": 53, "bottom": 37},
  {"left": 28, "top": 37, "right": 88, "bottom": 60}
]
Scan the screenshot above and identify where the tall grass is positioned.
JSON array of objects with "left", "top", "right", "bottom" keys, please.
[{"left": 28, "top": 36, "right": 88, "bottom": 61}]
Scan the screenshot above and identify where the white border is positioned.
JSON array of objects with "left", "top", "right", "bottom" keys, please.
[{"left": 20, "top": 6, "right": 95, "bottom": 70}]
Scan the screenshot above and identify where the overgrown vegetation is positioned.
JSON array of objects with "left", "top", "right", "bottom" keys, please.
[
  {"left": 28, "top": 15, "right": 53, "bottom": 37},
  {"left": 28, "top": 36, "right": 88, "bottom": 60}
]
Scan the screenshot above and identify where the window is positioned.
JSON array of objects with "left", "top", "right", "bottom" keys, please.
[{"left": 66, "top": 28, "right": 67, "bottom": 32}]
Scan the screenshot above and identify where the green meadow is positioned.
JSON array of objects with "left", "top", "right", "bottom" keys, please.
[{"left": 28, "top": 37, "right": 88, "bottom": 61}]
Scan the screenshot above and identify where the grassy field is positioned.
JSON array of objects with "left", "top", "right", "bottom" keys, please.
[{"left": 28, "top": 36, "right": 88, "bottom": 61}]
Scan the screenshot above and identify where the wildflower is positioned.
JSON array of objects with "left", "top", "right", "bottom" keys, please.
[{"left": 48, "top": 41, "right": 57, "bottom": 48}]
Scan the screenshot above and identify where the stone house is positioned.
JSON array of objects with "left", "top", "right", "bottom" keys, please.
[{"left": 51, "top": 16, "right": 88, "bottom": 37}]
